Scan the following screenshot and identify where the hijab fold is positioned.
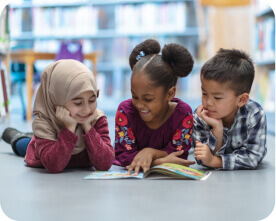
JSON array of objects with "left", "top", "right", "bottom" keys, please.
[{"left": 32, "top": 59, "right": 105, "bottom": 155}]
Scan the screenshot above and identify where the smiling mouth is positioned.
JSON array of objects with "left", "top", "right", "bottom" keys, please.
[
  {"left": 77, "top": 115, "right": 90, "bottom": 120},
  {"left": 140, "top": 110, "right": 150, "bottom": 114}
]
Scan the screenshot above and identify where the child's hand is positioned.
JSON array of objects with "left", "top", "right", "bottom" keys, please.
[
  {"left": 126, "top": 148, "right": 155, "bottom": 175},
  {"left": 194, "top": 141, "right": 214, "bottom": 167},
  {"left": 196, "top": 104, "right": 223, "bottom": 129},
  {"left": 158, "top": 150, "right": 195, "bottom": 166},
  {"left": 81, "top": 112, "right": 97, "bottom": 134},
  {"left": 56, "top": 106, "right": 77, "bottom": 133}
]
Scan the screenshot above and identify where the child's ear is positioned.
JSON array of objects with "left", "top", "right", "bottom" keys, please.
[
  {"left": 167, "top": 86, "right": 176, "bottom": 100},
  {"left": 97, "top": 89, "right": 100, "bottom": 98},
  {"left": 237, "top": 93, "right": 249, "bottom": 107}
]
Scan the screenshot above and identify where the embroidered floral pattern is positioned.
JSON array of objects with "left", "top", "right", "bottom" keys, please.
[
  {"left": 182, "top": 114, "right": 193, "bottom": 129},
  {"left": 172, "top": 113, "right": 193, "bottom": 150},
  {"left": 115, "top": 110, "right": 136, "bottom": 151},
  {"left": 173, "top": 129, "right": 182, "bottom": 141},
  {"left": 116, "top": 111, "right": 128, "bottom": 126}
]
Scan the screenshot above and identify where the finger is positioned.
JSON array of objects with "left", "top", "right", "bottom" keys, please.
[
  {"left": 200, "top": 110, "right": 208, "bottom": 120},
  {"left": 195, "top": 142, "right": 204, "bottom": 148},
  {"left": 142, "top": 164, "right": 150, "bottom": 174},
  {"left": 194, "top": 145, "right": 203, "bottom": 151},
  {"left": 134, "top": 162, "right": 142, "bottom": 175},
  {"left": 194, "top": 149, "right": 204, "bottom": 156},
  {"left": 184, "top": 161, "right": 196, "bottom": 167},
  {"left": 176, "top": 159, "right": 195, "bottom": 166},
  {"left": 127, "top": 163, "right": 135, "bottom": 175},
  {"left": 195, "top": 140, "right": 203, "bottom": 145},
  {"left": 173, "top": 150, "right": 184, "bottom": 157},
  {"left": 195, "top": 153, "right": 204, "bottom": 160},
  {"left": 196, "top": 105, "right": 204, "bottom": 117}
]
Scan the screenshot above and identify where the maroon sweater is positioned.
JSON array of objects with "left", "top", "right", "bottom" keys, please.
[{"left": 24, "top": 117, "right": 115, "bottom": 173}]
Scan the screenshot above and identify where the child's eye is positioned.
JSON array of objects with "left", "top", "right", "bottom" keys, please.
[
  {"left": 89, "top": 100, "right": 95, "bottom": 103},
  {"left": 132, "top": 96, "right": 138, "bottom": 100},
  {"left": 144, "top": 99, "right": 153, "bottom": 102},
  {"left": 215, "top": 97, "right": 222, "bottom": 100},
  {"left": 74, "top": 103, "right": 82, "bottom": 106},
  {"left": 202, "top": 93, "right": 207, "bottom": 96}
]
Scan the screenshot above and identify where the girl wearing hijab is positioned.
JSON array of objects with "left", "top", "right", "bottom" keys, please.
[{"left": 2, "top": 59, "right": 115, "bottom": 173}]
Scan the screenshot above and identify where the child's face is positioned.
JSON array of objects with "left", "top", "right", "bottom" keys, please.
[
  {"left": 201, "top": 78, "right": 240, "bottom": 125},
  {"left": 131, "top": 73, "right": 171, "bottom": 127},
  {"left": 65, "top": 91, "right": 97, "bottom": 124}
]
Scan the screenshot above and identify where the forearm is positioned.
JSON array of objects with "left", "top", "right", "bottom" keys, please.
[
  {"left": 35, "top": 128, "right": 78, "bottom": 173},
  {"left": 152, "top": 157, "right": 166, "bottom": 166},
  {"left": 208, "top": 155, "right": 223, "bottom": 168},
  {"left": 84, "top": 126, "right": 114, "bottom": 171},
  {"left": 212, "top": 126, "right": 223, "bottom": 154},
  {"left": 150, "top": 149, "right": 168, "bottom": 166}
]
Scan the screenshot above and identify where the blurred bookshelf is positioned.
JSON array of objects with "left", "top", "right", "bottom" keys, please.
[
  {"left": 253, "top": 0, "right": 275, "bottom": 115},
  {"left": 0, "top": 5, "right": 10, "bottom": 122},
  {"left": 8, "top": 0, "right": 200, "bottom": 99}
]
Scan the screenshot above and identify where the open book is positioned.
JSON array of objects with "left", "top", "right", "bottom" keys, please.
[{"left": 84, "top": 163, "right": 211, "bottom": 181}]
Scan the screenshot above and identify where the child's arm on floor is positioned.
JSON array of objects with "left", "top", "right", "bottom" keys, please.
[
  {"left": 195, "top": 109, "right": 267, "bottom": 170},
  {"left": 194, "top": 141, "right": 222, "bottom": 168},
  {"left": 83, "top": 117, "right": 115, "bottom": 171},
  {"left": 152, "top": 113, "right": 195, "bottom": 166},
  {"left": 195, "top": 104, "right": 223, "bottom": 154},
  {"left": 114, "top": 109, "right": 140, "bottom": 167},
  {"left": 218, "top": 111, "right": 267, "bottom": 170},
  {"left": 33, "top": 128, "right": 79, "bottom": 173}
]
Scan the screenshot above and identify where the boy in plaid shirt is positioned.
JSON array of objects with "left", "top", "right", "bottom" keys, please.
[{"left": 193, "top": 48, "right": 267, "bottom": 170}]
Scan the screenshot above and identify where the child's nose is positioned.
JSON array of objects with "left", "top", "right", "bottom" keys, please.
[
  {"left": 136, "top": 101, "right": 144, "bottom": 109},
  {"left": 206, "top": 98, "right": 213, "bottom": 106},
  {"left": 82, "top": 104, "right": 90, "bottom": 114}
]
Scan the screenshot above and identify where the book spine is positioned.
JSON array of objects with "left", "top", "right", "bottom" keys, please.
[{"left": 1, "top": 69, "right": 8, "bottom": 114}]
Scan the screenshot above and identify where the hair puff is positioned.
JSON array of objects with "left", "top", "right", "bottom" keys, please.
[
  {"left": 162, "top": 43, "right": 194, "bottom": 77},
  {"left": 129, "top": 39, "right": 161, "bottom": 70}
]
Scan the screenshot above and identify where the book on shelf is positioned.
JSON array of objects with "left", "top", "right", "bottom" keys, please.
[
  {"left": 10, "top": 1, "right": 191, "bottom": 38},
  {"left": 0, "top": 6, "right": 9, "bottom": 53},
  {"left": 253, "top": 69, "right": 275, "bottom": 112},
  {"left": 255, "top": 16, "right": 275, "bottom": 63},
  {"left": 0, "top": 59, "right": 10, "bottom": 118},
  {"left": 84, "top": 163, "right": 211, "bottom": 181},
  {"left": 263, "top": 70, "right": 275, "bottom": 112},
  {"left": 115, "top": 2, "right": 187, "bottom": 34}
]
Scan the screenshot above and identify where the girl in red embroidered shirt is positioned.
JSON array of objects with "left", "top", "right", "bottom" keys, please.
[{"left": 114, "top": 39, "right": 195, "bottom": 175}]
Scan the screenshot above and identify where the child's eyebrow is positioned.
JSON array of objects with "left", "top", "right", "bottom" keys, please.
[
  {"left": 212, "top": 92, "right": 224, "bottom": 95},
  {"left": 131, "top": 90, "right": 154, "bottom": 97},
  {"left": 142, "top": 94, "right": 154, "bottom": 97},
  {"left": 201, "top": 87, "right": 224, "bottom": 95},
  {"left": 72, "top": 95, "right": 96, "bottom": 100}
]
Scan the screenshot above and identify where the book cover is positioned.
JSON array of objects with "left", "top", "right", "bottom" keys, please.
[{"left": 84, "top": 163, "right": 211, "bottom": 181}]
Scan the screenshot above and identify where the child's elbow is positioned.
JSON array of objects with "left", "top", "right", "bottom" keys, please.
[
  {"left": 44, "top": 163, "right": 66, "bottom": 173},
  {"left": 94, "top": 162, "right": 112, "bottom": 171},
  {"left": 94, "top": 156, "right": 115, "bottom": 171},
  {"left": 241, "top": 160, "right": 260, "bottom": 170}
]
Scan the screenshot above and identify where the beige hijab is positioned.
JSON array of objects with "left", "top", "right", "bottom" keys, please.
[{"left": 32, "top": 59, "right": 105, "bottom": 155}]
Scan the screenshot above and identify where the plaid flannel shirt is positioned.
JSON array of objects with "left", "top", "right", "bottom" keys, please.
[{"left": 193, "top": 99, "right": 267, "bottom": 170}]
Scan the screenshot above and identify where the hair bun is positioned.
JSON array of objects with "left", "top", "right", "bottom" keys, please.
[
  {"left": 162, "top": 43, "right": 194, "bottom": 77},
  {"left": 129, "top": 39, "right": 161, "bottom": 70}
]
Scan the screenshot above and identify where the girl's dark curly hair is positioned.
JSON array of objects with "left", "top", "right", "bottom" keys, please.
[{"left": 129, "top": 39, "right": 194, "bottom": 92}]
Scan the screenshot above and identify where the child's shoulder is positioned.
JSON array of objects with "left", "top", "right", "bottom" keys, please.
[
  {"left": 241, "top": 99, "right": 265, "bottom": 117},
  {"left": 117, "top": 99, "right": 136, "bottom": 113},
  {"left": 244, "top": 99, "right": 264, "bottom": 111},
  {"left": 173, "top": 98, "right": 193, "bottom": 115}
]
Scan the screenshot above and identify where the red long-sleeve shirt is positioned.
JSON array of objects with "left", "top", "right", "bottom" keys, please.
[{"left": 24, "top": 117, "right": 115, "bottom": 173}]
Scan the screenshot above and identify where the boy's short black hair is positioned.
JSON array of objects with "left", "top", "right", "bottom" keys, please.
[{"left": 201, "top": 48, "right": 255, "bottom": 95}]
